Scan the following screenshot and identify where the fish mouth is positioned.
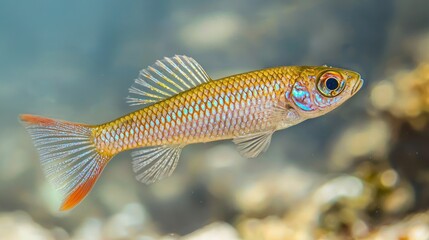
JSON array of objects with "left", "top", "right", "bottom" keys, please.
[{"left": 351, "top": 78, "right": 364, "bottom": 95}]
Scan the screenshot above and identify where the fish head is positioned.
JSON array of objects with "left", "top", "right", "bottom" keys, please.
[{"left": 288, "top": 66, "right": 363, "bottom": 118}]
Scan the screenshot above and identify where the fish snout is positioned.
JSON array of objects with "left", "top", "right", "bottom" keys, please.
[{"left": 351, "top": 77, "right": 364, "bottom": 95}]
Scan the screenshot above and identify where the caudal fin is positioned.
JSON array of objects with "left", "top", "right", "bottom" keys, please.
[{"left": 20, "top": 114, "right": 111, "bottom": 211}]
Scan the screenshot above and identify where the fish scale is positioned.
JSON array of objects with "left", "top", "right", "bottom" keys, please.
[{"left": 93, "top": 68, "right": 288, "bottom": 156}]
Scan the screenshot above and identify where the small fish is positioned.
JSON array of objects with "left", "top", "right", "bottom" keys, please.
[{"left": 20, "top": 55, "right": 363, "bottom": 210}]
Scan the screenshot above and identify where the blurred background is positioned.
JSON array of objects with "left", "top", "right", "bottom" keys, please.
[{"left": 1, "top": 0, "right": 429, "bottom": 239}]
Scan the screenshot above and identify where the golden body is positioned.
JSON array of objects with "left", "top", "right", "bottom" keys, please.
[
  {"left": 93, "top": 67, "right": 298, "bottom": 156},
  {"left": 21, "top": 56, "right": 363, "bottom": 210}
]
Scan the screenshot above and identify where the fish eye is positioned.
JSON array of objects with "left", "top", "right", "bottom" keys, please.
[
  {"left": 326, "top": 78, "right": 339, "bottom": 90},
  {"left": 317, "top": 71, "right": 345, "bottom": 97}
]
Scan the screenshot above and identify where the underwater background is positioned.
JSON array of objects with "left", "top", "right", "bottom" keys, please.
[{"left": 1, "top": 0, "right": 429, "bottom": 239}]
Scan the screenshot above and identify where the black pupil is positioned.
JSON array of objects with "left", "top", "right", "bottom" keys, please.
[{"left": 326, "top": 78, "right": 339, "bottom": 90}]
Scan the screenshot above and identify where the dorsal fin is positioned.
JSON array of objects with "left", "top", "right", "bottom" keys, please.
[{"left": 127, "top": 55, "right": 211, "bottom": 106}]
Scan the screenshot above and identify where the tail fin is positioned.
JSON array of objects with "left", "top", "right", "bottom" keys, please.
[{"left": 20, "top": 114, "right": 111, "bottom": 211}]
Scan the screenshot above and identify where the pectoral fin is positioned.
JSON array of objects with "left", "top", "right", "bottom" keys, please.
[{"left": 233, "top": 131, "right": 274, "bottom": 158}]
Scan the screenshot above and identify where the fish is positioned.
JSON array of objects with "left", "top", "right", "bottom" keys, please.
[{"left": 20, "top": 55, "right": 363, "bottom": 210}]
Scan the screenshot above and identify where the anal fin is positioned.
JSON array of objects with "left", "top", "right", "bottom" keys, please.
[
  {"left": 233, "top": 131, "right": 274, "bottom": 158},
  {"left": 131, "top": 145, "right": 182, "bottom": 184}
]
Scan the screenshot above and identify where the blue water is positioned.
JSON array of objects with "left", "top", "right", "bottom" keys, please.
[{"left": 1, "top": 0, "right": 429, "bottom": 238}]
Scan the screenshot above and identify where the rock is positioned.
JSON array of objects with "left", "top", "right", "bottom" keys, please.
[
  {"left": 181, "top": 222, "right": 240, "bottom": 240},
  {"left": 0, "top": 211, "right": 56, "bottom": 240}
]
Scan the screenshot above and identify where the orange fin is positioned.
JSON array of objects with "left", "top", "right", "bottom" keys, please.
[
  {"left": 20, "top": 114, "right": 57, "bottom": 126},
  {"left": 60, "top": 167, "right": 102, "bottom": 211},
  {"left": 20, "top": 114, "right": 111, "bottom": 211}
]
